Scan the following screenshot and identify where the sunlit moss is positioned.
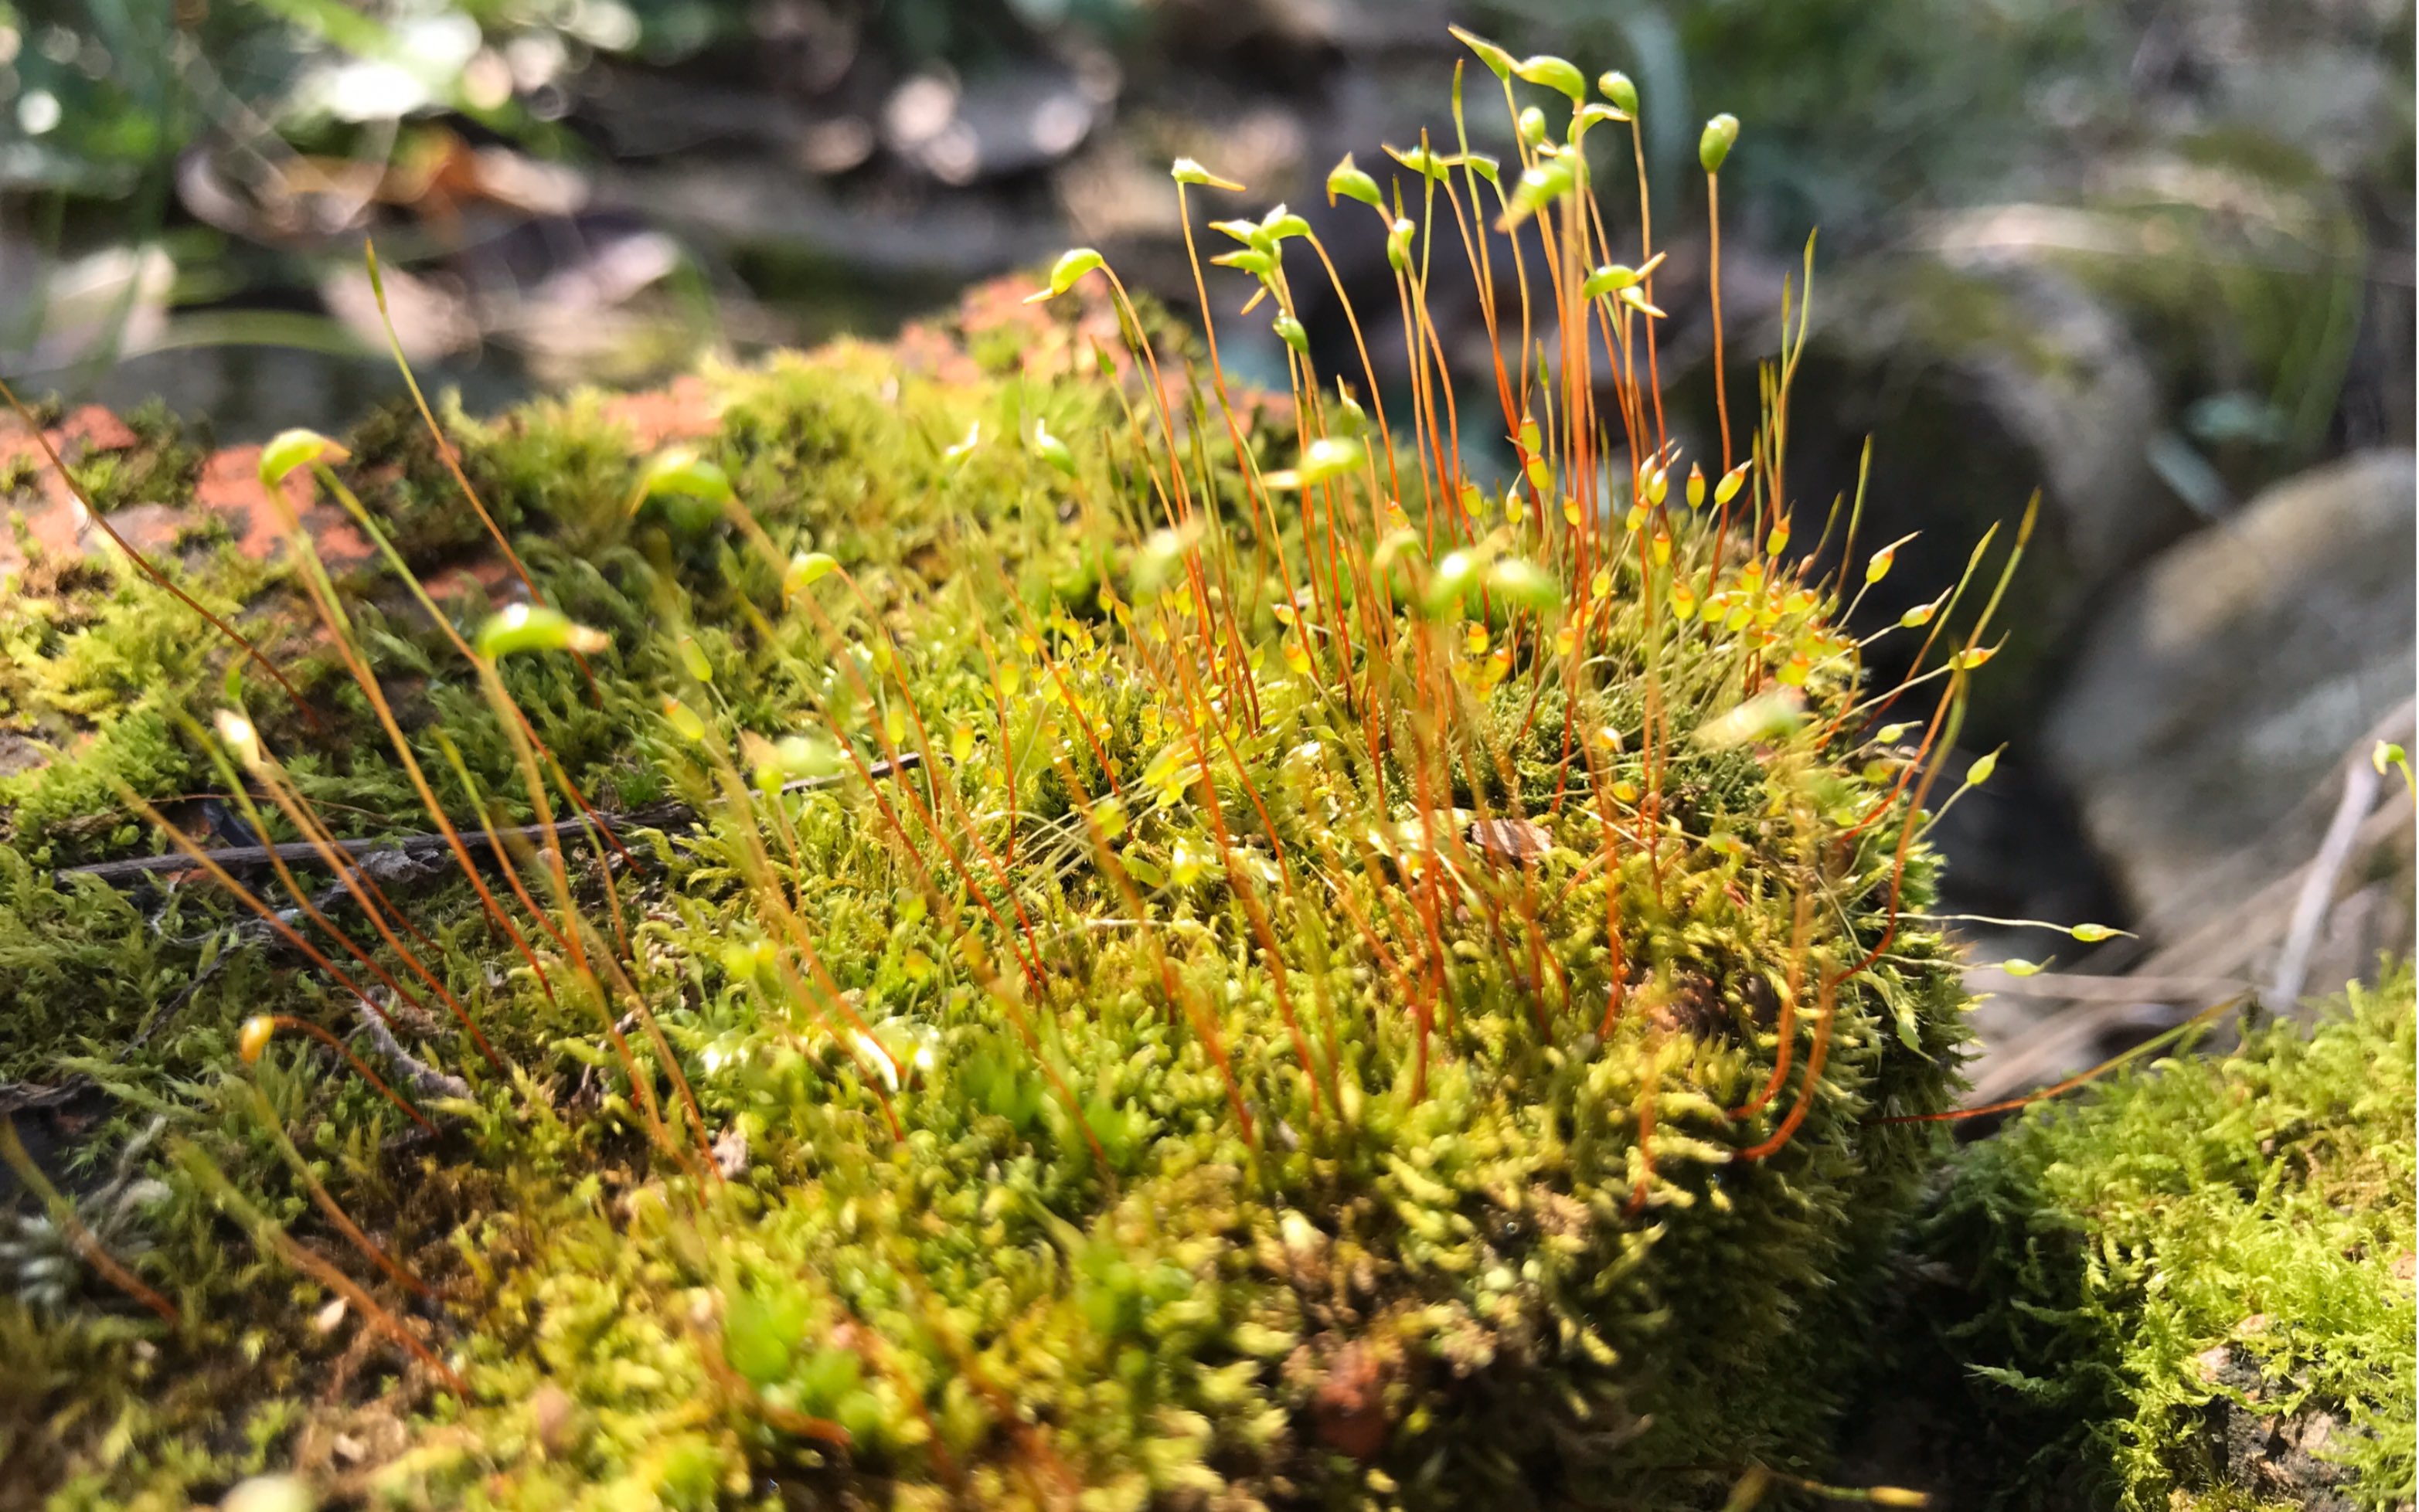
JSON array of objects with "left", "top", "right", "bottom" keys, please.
[{"left": 0, "top": 30, "right": 2015, "bottom": 1511}]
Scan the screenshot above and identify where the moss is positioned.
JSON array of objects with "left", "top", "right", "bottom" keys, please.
[
  {"left": 66, "top": 401, "right": 206, "bottom": 518},
  {"left": 1919, "top": 970, "right": 2417, "bottom": 1510},
  {"left": 0, "top": 547, "right": 285, "bottom": 867},
  {"left": 0, "top": 36, "right": 1992, "bottom": 1510},
  {"left": 0, "top": 451, "right": 40, "bottom": 499},
  {"left": 0, "top": 372, "right": 1968, "bottom": 1512},
  {"left": 457, "top": 389, "right": 647, "bottom": 559},
  {"left": 328, "top": 398, "right": 512, "bottom": 569}
]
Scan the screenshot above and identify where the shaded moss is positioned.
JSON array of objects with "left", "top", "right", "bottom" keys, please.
[{"left": 1920, "top": 970, "right": 2417, "bottom": 1510}]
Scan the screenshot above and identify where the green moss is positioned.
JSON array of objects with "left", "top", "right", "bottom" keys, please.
[
  {"left": 0, "top": 450, "right": 40, "bottom": 498},
  {"left": 0, "top": 344, "right": 1971, "bottom": 1510},
  {"left": 1921, "top": 970, "right": 2417, "bottom": 1510},
  {"left": 0, "top": 42, "right": 1994, "bottom": 1510},
  {"left": 458, "top": 389, "right": 645, "bottom": 558},
  {"left": 0, "top": 557, "right": 279, "bottom": 867},
  {"left": 329, "top": 398, "right": 512, "bottom": 568},
  {"left": 66, "top": 401, "right": 206, "bottom": 518}
]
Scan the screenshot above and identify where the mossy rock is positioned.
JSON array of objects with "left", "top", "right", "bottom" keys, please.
[
  {"left": 1917, "top": 970, "right": 2417, "bottom": 1511},
  {"left": 1, "top": 42, "right": 1987, "bottom": 1510}
]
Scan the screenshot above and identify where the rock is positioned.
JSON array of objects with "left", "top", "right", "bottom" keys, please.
[
  {"left": 1720, "top": 232, "right": 2196, "bottom": 752},
  {"left": 597, "top": 374, "right": 722, "bottom": 451},
  {"left": 2200, "top": 1345, "right": 2362, "bottom": 1512},
  {"left": 1908, "top": 219, "right": 2181, "bottom": 569},
  {"left": 2044, "top": 450, "right": 2417, "bottom": 916},
  {"left": 0, "top": 732, "right": 46, "bottom": 779}
]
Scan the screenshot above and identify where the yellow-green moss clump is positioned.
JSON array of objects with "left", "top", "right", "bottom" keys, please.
[
  {"left": 3, "top": 32, "right": 1997, "bottom": 1511},
  {"left": 1921, "top": 971, "right": 2417, "bottom": 1511}
]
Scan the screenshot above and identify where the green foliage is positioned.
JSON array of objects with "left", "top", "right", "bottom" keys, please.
[{"left": 1922, "top": 970, "right": 2417, "bottom": 1511}]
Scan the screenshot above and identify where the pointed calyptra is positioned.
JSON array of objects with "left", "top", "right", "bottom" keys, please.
[
  {"left": 1170, "top": 158, "right": 1244, "bottom": 190},
  {"left": 1026, "top": 248, "right": 1105, "bottom": 303},
  {"left": 1448, "top": 25, "right": 1514, "bottom": 80},
  {"left": 1325, "top": 154, "right": 1381, "bottom": 209},
  {"left": 475, "top": 603, "right": 611, "bottom": 660},
  {"left": 259, "top": 429, "right": 349, "bottom": 488},
  {"left": 1512, "top": 53, "right": 1587, "bottom": 105}
]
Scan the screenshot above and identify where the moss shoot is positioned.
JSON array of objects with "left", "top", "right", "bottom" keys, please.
[{"left": 0, "top": 30, "right": 2006, "bottom": 1511}]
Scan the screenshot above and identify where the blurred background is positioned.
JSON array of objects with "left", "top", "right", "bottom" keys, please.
[{"left": 2, "top": 0, "right": 2413, "bottom": 1097}]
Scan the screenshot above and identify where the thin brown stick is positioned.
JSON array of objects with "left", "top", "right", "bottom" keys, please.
[
  {"left": 255, "top": 1015, "right": 439, "bottom": 1135},
  {"left": 58, "top": 759, "right": 920, "bottom": 887},
  {"left": 1877, "top": 994, "right": 2244, "bottom": 1126}
]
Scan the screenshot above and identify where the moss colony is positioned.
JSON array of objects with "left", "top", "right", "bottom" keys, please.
[
  {"left": 1924, "top": 973, "right": 2417, "bottom": 1512},
  {"left": 1, "top": 34, "right": 1998, "bottom": 1511}
]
